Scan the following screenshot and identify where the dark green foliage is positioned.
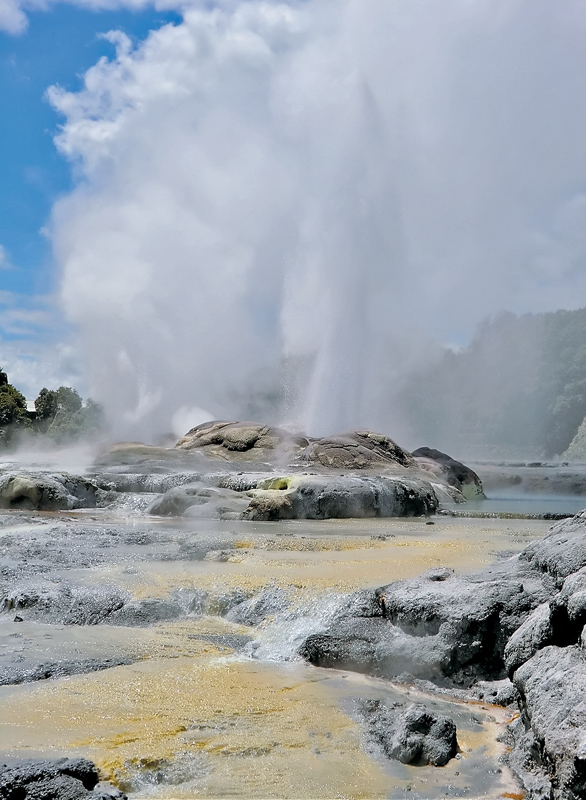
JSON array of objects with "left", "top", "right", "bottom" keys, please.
[
  {"left": 0, "top": 371, "right": 30, "bottom": 446},
  {"left": 46, "top": 398, "right": 104, "bottom": 444},
  {"left": 0, "top": 371, "right": 104, "bottom": 448},
  {"left": 35, "top": 387, "right": 58, "bottom": 420},
  {"left": 404, "top": 308, "right": 586, "bottom": 458}
]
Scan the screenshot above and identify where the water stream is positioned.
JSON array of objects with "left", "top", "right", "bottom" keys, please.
[{"left": 0, "top": 512, "right": 552, "bottom": 798}]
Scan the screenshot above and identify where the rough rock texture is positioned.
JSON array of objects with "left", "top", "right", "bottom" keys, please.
[
  {"left": 144, "top": 473, "right": 440, "bottom": 521},
  {"left": 147, "top": 483, "right": 250, "bottom": 519},
  {"left": 244, "top": 475, "right": 439, "bottom": 521},
  {"left": 1, "top": 581, "right": 184, "bottom": 627},
  {"left": 358, "top": 699, "right": 458, "bottom": 766},
  {"left": 297, "top": 510, "right": 586, "bottom": 799},
  {"left": 175, "top": 421, "right": 307, "bottom": 463},
  {"left": 176, "top": 422, "right": 419, "bottom": 473},
  {"left": 0, "top": 472, "right": 103, "bottom": 511},
  {"left": 303, "top": 431, "right": 415, "bottom": 470},
  {"left": 0, "top": 758, "right": 125, "bottom": 800},
  {"left": 300, "top": 562, "right": 552, "bottom": 685},
  {"left": 411, "top": 447, "right": 485, "bottom": 499},
  {"left": 225, "top": 586, "right": 289, "bottom": 626},
  {"left": 513, "top": 646, "right": 586, "bottom": 800}
]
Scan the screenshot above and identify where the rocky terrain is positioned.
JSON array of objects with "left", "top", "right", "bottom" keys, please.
[
  {"left": 2, "top": 422, "right": 584, "bottom": 798},
  {"left": 0, "top": 421, "right": 477, "bottom": 520},
  {"left": 298, "top": 511, "right": 586, "bottom": 799}
]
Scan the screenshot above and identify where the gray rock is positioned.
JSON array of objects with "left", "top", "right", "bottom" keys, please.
[
  {"left": 469, "top": 678, "right": 519, "bottom": 706},
  {"left": 244, "top": 475, "right": 439, "bottom": 521},
  {"left": 0, "top": 472, "right": 103, "bottom": 511},
  {"left": 1, "top": 582, "right": 130, "bottom": 625},
  {"left": 1, "top": 582, "right": 182, "bottom": 628},
  {"left": 411, "top": 447, "right": 485, "bottom": 499},
  {"left": 147, "top": 484, "right": 250, "bottom": 519},
  {"left": 300, "top": 561, "right": 552, "bottom": 686},
  {"left": 175, "top": 421, "right": 307, "bottom": 463},
  {"left": 0, "top": 758, "right": 119, "bottom": 800},
  {"left": 303, "top": 431, "right": 414, "bottom": 470},
  {"left": 504, "top": 602, "right": 554, "bottom": 675},
  {"left": 0, "top": 656, "right": 132, "bottom": 686},
  {"left": 225, "top": 587, "right": 289, "bottom": 626},
  {"left": 521, "top": 510, "right": 586, "bottom": 583},
  {"left": 358, "top": 699, "right": 458, "bottom": 766},
  {"left": 512, "top": 646, "right": 586, "bottom": 800}
]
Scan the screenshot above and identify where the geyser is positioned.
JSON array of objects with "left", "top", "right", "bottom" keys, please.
[{"left": 48, "top": 0, "right": 586, "bottom": 443}]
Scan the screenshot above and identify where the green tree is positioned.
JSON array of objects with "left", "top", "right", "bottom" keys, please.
[{"left": 0, "top": 370, "right": 30, "bottom": 447}]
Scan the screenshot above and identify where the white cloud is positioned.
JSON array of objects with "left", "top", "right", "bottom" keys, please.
[
  {"left": 45, "top": 0, "right": 586, "bottom": 439},
  {"left": 0, "top": 245, "right": 13, "bottom": 269}
]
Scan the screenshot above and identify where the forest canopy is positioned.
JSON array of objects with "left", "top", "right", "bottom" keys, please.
[
  {"left": 0, "top": 370, "right": 104, "bottom": 448},
  {"left": 403, "top": 307, "right": 586, "bottom": 460}
]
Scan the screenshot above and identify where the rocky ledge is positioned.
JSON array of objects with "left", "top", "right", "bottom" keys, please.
[
  {"left": 0, "top": 421, "right": 482, "bottom": 520},
  {"left": 297, "top": 510, "right": 586, "bottom": 799}
]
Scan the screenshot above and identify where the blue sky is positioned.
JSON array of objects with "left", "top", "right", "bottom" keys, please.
[
  {"left": 1, "top": 6, "right": 178, "bottom": 299},
  {"left": 0, "top": 2, "right": 179, "bottom": 395}
]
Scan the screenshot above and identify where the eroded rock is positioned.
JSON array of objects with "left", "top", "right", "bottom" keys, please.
[
  {"left": 244, "top": 474, "right": 439, "bottom": 521},
  {"left": 0, "top": 758, "right": 125, "bottom": 800},
  {"left": 300, "top": 562, "right": 551, "bottom": 685},
  {"left": 0, "top": 472, "right": 103, "bottom": 511},
  {"left": 358, "top": 699, "right": 458, "bottom": 766},
  {"left": 411, "top": 447, "right": 485, "bottom": 499},
  {"left": 175, "top": 421, "right": 307, "bottom": 463},
  {"left": 304, "top": 431, "right": 414, "bottom": 470}
]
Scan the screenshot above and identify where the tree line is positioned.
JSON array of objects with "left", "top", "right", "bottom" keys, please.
[
  {"left": 0, "top": 369, "right": 103, "bottom": 448},
  {"left": 402, "top": 307, "right": 586, "bottom": 459}
]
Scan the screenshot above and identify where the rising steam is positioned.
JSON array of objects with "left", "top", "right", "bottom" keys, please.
[{"left": 47, "top": 0, "right": 586, "bottom": 442}]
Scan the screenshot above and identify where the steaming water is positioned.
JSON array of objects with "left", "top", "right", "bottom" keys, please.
[
  {"left": 455, "top": 493, "right": 586, "bottom": 516},
  {"left": 0, "top": 512, "right": 550, "bottom": 798}
]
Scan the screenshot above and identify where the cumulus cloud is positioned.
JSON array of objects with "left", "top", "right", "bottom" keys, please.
[
  {"left": 47, "top": 0, "right": 586, "bottom": 440},
  {"left": 0, "top": 290, "right": 83, "bottom": 399}
]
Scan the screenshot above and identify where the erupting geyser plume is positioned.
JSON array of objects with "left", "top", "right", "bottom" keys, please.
[{"left": 48, "top": 0, "right": 586, "bottom": 442}]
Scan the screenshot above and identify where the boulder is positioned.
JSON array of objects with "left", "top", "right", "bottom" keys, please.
[
  {"left": 512, "top": 646, "right": 586, "bottom": 800},
  {"left": 225, "top": 586, "right": 289, "bottom": 626},
  {"left": 304, "top": 431, "right": 415, "bottom": 470},
  {"left": 521, "top": 510, "right": 586, "bottom": 582},
  {"left": 175, "top": 421, "right": 307, "bottom": 463},
  {"left": 411, "top": 447, "right": 485, "bottom": 499},
  {"left": 243, "top": 474, "right": 439, "bottom": 521},
  {"left": 358, "top": 699, "right": 458, "bottom": 766},
  {"left": 300, "top": 561, "right": 552, "bottom": 686},
  {"left": 0, "top": 758, "right": 125, "bottom": 800},
  {"left": 146, "top": 483, "right": 249, "bottom": 519},
  {"left": 0, "top": 472, "right": 102, "bottom": 511}
]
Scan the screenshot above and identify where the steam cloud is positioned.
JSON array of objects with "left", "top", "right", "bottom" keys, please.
[{"left": 46, "top": 0, "right": 586, "bottom": 442}]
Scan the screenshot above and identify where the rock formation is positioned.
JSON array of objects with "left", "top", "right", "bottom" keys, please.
[{"left": 298, "top": 510, "right": 586, "bottom": 798}]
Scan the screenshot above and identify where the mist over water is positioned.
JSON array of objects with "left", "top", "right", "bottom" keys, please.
[{"left": 48, "top": 0, "right": 586, "bottom": 444}]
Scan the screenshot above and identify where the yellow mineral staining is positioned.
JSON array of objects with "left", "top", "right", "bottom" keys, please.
[{"left": 0, "top": 659, "right": 391, "bottom": 799}]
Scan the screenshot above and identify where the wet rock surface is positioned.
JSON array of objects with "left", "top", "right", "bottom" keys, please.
[
  {"left": 0, "top": 758, "right": 125, "bottom": 800},
  {"left": 1, "top": 435, "right": 583, "bottom": 799},
  {"left": 412, "top": 447, "right": 485, "bottom": 499},
  {"left": 243, "top": 474, "right": 439, "bottom": 521},
  {"left": 0, "top": 472, "right": 104, "bottom": 511},
  {"left": 297, "top": 511, "right": 586, "bottom": 798},
  {"left": 357, "top": 699, "right": 458, "bottom": 766}
]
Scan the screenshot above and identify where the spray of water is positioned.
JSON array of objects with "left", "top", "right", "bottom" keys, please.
[{"left": 45, "top": 0, "right": 586, "bottom": 444}]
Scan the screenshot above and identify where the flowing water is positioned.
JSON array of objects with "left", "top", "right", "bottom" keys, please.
[{"left": 0, "top": 511, "right": 553, "bottom": 798}]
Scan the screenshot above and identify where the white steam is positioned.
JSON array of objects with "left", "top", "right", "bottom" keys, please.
[{"left": 46, "top": 0, "right": 586, "bottom": 441}]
